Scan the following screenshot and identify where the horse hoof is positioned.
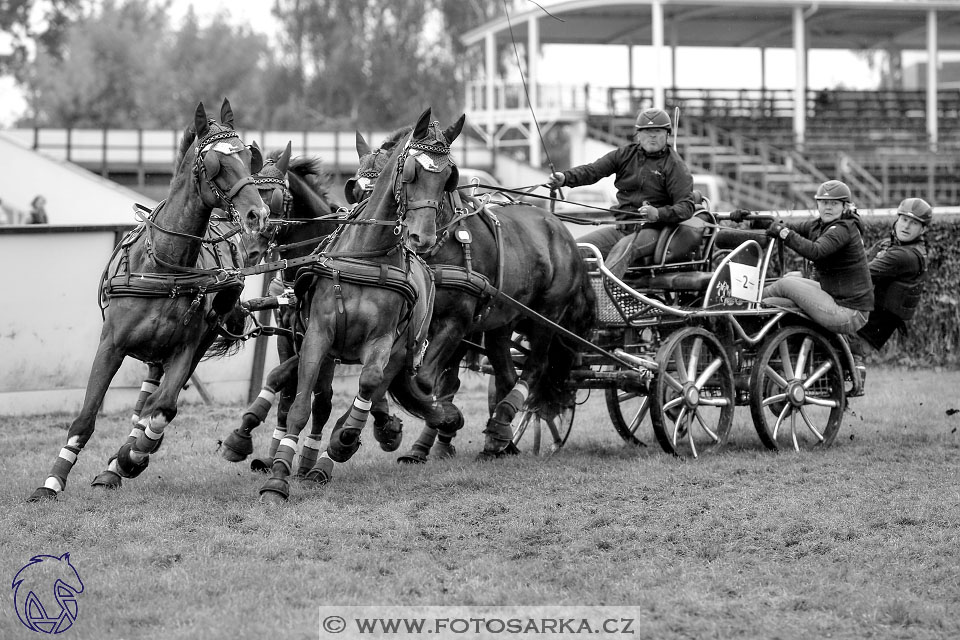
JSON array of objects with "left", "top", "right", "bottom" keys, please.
[
  {"left": 250, "top": 457, "right": 272, "bottom": 473},
  {"left": 221, "top": 430, "right": 253, "bottom": 462},
  {"left": 91, "top": 470, "right": 122, "bottom": 489},
  {"left": 27, "top": 487, "right": 58, "bottom": 502},
  {"left": 476, "top": 443, "right": 519, "bottom": 461},
  {"left": 327, "top": 428, "right": 362, "bottom": 463},
  {"left": 373, "top": 415, "right": 403, "bottom": 453},
  {"left": 116, "top": 443, "right": 149, "bottom": 479},
  {"left": 258, "top": 478, "right": 289, "bottom": 503},
  {"left": 397, "top": 450, "right": 428, "bottom": 464},
  {"left": 302, "top": 457, "right": 334, "bottom": 485},
  {"left": 433, "top": 442, "right": 457, "bottom": 459}
]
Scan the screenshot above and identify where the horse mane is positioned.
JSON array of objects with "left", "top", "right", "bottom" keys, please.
[
  {"left": 378, "top": 126, "right": 413, "bottom": 150},
  {"left": 283, "top": 153, "right": 340, "bottom": 208},
  {"left": 174, "top": 125, "right": 197, "bottom": 170}
]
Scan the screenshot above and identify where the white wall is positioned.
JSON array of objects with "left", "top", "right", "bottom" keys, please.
[
  {"left": 0, "top": 132, "right": 158, "bottom": 225},
  {"left": 0, "top": 227, "right": 279, "bottom": 416}
]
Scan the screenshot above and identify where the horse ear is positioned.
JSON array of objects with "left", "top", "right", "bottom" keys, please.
[
  {"left": 442, "top": 114, "right": 466, "bottom": 145},
  {"left": 413, "top": 108, "right": 431, "bottom": 141},
  {"left": 195, "top": 102, "right": 209, "bottom": 139},
  {"left": 277, "top": 141, "right": 292, "bottom": 174},
  {"left": 355, "top": 131, "right": 371, "bottom": 158},
  {"left": 249, "top": 141, "right": 263, "bottom": 174},
  {"left": 220, "top": 98, "right": 234, "bottom": 128}
]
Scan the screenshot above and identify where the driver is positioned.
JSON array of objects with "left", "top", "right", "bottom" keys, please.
[{"left": 546, "top": 107, "right": 696, "bottom": 278}]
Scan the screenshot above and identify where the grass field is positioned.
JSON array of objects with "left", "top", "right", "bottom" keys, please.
[{"left": 1, "top": 367, "right": 958, "bottom": 640}]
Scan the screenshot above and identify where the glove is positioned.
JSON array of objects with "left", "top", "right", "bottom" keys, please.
[
  {"left": 766, "top": 223, "right": 788, "bottom": 240},
  {"left": 546, "top": 171, "right": 565, "bottom": 189},
  {"left": 638, "top": 204, "right": 659, "bottom": 222},
  {"left": 729, "top": 208, "right": 752, "bottom": 223}
]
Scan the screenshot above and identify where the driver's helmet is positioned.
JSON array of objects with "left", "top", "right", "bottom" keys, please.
[
  {"left": 896, "top": 197, "right": 933, "bottom": 225},
  {"left": 814, "top": 180, "right": 852, "bottom": 201},
  {"left": 634, "top": 108, "right": 672, "bottom": 134}
]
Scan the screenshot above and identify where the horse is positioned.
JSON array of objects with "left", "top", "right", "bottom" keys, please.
[
  {"left": 27, "top": 99, "right": 270, "bottom": 502},
  {"left": 256, "top": 107, "right": 463, "bottom": 503},
  {"left": 218, "top": 142, "right": 406, "bottom": 476},
  {"left": 349, "top": 134, "right": 596, "bottom": 461},
  {"left": 126, "top": 140, "right": 295, "bottom": 427}
]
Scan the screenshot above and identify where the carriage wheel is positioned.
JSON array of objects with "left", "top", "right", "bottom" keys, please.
[
  {"left": 605, "top": 382, "right": 649, "bottom": 447},
  {"left": 650, "top": 327, "right": 735, "bottom": 458},
  {"left": 486, "top": 359, "right": 575, "bottom": 456},
  {"left": 749, "top": 325, "right": 845, "bottom": 451},
  {"left": 510, "top": 403, "right": 575, "bottom": 455}
]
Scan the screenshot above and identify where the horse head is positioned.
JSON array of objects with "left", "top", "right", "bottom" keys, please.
[
  {"left": 237, "top": 140, "right": 293, "bottom": 266},
  {"left": 391, "top": 108, "right": 465, "bottom": 253},
  {"left": 191, "top": 99, "right": 270, "bottom": 235}
]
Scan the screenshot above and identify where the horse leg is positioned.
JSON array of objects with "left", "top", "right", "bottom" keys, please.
[
  {"left": 111, "top": 351, "right": 194, "bottom": 480},
  {"left": 222, "top": 354, "right": 299, "bottom": 465},
  {"left": 29, "top": 339, "right": 125, "bottom": 501},
  {"left": 326, "top": 334, "right": 393, "bottom": 463},
  {"left": 479, "top": 330, "right": 529, "bottom": 459},
  {"left": 259, "top": 325, "right": 332, "bottom": 503},
  {"left": 296, "top": 356, "right": 335, "bottom": 481},
  {"left": 371, "top": 393, "right": 403, "bottom": 452},
  {"left": 132, "top": 364, "right": 163, "bottom": 426}
]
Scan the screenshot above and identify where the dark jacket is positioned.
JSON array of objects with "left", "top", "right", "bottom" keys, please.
[
  {"left": 779, "top": 214, "right": 874, "bottom": 312},
  {"left": 857, "top": 232, "right": 928, "bottom": 349},
  {"left": 562, "top": 144, "right": 694, "bottom": 224}
]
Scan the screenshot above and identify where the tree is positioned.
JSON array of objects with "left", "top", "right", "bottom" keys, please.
[
  {"left": 0, "top": 0, "right": 85, "bottom": 79},
  {"left": 269, "top": 0, "right": 502, "bottom": 129},
  {"left": 20, "top": 0, "right": 274, "bottom": 127}
]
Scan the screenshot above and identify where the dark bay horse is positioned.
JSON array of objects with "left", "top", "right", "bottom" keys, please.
[
  {"left": 348, "top": 127, "right": 597, "bottom": 461},
  {"left": 218, "top": 141, "right": 406, "bottom": 476},
  {"left": 257, "top": 107, "right": 463, "bottom": 503},
  {"left": 28, "top": 99, "right": 269, "bottom": 502}
]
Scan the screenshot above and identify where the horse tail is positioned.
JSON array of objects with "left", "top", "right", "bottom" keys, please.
[
  {"left": 203, "top": 305, "right": 250, "bottom": 360},
  {"left": 524, "top": 261, "right": 597, "bottom": 416}
]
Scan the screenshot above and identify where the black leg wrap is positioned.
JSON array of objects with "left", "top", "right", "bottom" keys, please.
[
  {"left": 372, "top": 412, "right": 403, "bottom": 452},
  {"left": 250, "top": 457, "right": 273, "bottom": 473},
  {"left": 478, "top": 417, "right": 519, "bottom": 459},
  {"left": 302, "top": 456, "right": 334, "bottom": 485},
  {"left": 90, "top": 470, "right": 122, "bottom": 489},
  {"left": 27, "top": 487, "right": 58, "bottom": 502},
  {"left": 258, "top": 477, "right": 290, "bottom": 502},
  {"left": 116, "top": 442, "right": 150, "bottom": 479},
  {"left": 327, "top": 427, "right": 362, "bottom": 463},
  {"left": 221, "top": 429, "right": 253, "bottom": 462}
]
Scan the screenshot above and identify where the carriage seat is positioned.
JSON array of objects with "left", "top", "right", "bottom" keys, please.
[
  {"left": 713, "top": 226, "right": 772, "bottom": 251},
  {"left": 621, "top": 191, "right": 718, "bottom": 291}
]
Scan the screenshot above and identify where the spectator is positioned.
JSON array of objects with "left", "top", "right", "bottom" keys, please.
[
  {"left": 27, "top": 195, "right": 49, "bottom": 224},
  {"left": 849, "top": 197, "right": 932, "bottom": 381},
  {"left": 546, "top": 107, "right": 696, "bottom": 279},
  {"left": 730, "top": 179, "right": 874, "bottom": 335}
]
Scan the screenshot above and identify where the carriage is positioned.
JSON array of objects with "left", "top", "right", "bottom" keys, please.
[{"left": 469, "top": 191, "right": 864, "bottom": 459}]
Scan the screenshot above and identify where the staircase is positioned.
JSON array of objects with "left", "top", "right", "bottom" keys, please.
[{"left": 588, "top": 115, "right": 885, "bottom": 211}]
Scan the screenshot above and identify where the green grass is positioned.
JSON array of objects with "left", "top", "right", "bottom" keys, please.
[{"left": 1, "top": 367, "right": 958, "bottom": 640}]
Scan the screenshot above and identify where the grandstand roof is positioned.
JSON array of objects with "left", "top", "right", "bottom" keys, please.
[{"left": 463, "top": 0, "right": 960, "bottom": 51}]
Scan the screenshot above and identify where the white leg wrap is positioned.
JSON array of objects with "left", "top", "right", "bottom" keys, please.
[{"left": 354, "top": 396, "right": 372, "bottom": 411}]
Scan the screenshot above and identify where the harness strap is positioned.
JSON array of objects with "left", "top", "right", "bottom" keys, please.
[{"left": 331, "top": 270, "right": 347, "bottom": 354}]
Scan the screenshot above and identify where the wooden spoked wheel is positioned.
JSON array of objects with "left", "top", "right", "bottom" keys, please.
[
  {"left": 749, "top": 325, "right": 845, "bottom": 451},
  {"left": 650, "top": 327, "right": 735, "bottom": 458}
]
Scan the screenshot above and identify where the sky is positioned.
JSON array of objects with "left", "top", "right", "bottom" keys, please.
[{"left": 0, "top": 0, "right": 887, "bottom": 126}]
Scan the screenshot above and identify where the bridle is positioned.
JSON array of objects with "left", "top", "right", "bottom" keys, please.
[
  {"left": 193, "top": 126, "right": 260, "bottom": 223},
  {"left": 392, "top": 127, "right": 458, "bottom": 235}
]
